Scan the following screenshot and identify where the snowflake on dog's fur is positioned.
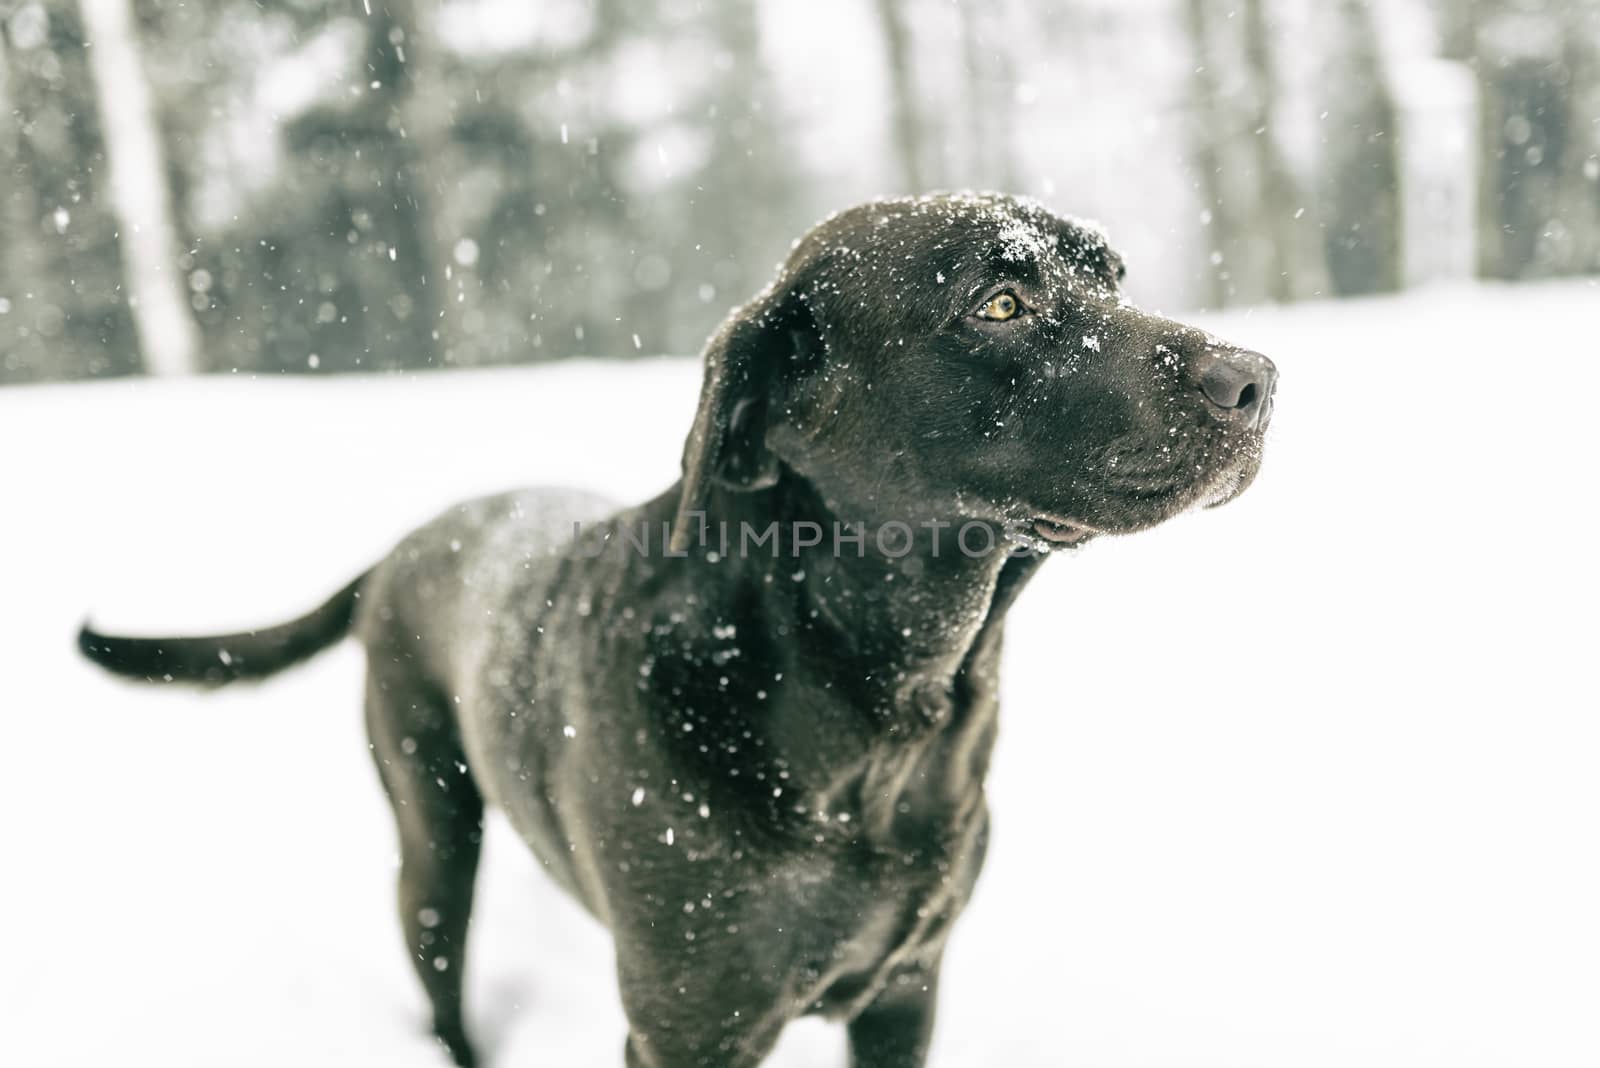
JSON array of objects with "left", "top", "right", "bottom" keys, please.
[{"left": 996, "top": 217, "right": 1054, "bottom": 262}]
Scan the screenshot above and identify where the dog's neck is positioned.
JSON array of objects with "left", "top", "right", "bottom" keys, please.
[
  {"left": 695, "top": 473, "right": 1036, "bottom": 816},
  {"left": 667, "top": 474, "right": 1048, "bottom": 839},
  {"left": 712, "top": 474, "right": 1016, "bottom": 675}
]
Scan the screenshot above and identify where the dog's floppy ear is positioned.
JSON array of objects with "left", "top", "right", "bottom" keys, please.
[{"left": 671, "top": 284, "right": 817, "bottom": 553}]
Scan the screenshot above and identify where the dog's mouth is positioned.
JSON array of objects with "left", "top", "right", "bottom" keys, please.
[
  {"left": 1021, "top": 431, "right": 1264, "bottom": 546},
  {"left": 1031, "top": 517, "right": 1097, "bottom": 545},
  {"left": 1197, "top": 446, "right": 1264, "bottom": 511}
]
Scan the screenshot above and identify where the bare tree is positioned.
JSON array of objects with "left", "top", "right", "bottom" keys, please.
[
  {"left": 875, "top": 0, "right": 926, "bottom": 192},
  {"left": 355, "top": 0, "right": 449, "bottom": 365},
  {"left": 1318, "top": 0, "right": 1400, "bottom": 295},
  {"left": 78, "top": 0, "right": 201, "bottom": 375},
  {"left": 1184, "top": 0, "right": 1235, "bottom": 308},
  {"left": 1559, "top": 0, "right": 1600, "bottom": 273},
  {"left": 0, "top": 2, "right": 140, "bottom": 383},
  {"left": 1474, "top": 0, "right": 1600, "bottom": 277},
  {"left": 957, "top": 0, "right": 1017, "bottom": 192},
  {"left": 1185, "top": 0, "right": 1322, "bottom": 305},
  {"left": 1240, "top": 0, "right": 1306, "bottom": 302}
]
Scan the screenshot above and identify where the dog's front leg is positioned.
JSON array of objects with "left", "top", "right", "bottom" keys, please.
[{"left": 846, "top": 960, "right": 942, "bottom": 1068}]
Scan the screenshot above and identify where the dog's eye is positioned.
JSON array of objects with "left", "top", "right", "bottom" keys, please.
[{"left": 977, "top": 292, "right": 1023, "bottom": 322}]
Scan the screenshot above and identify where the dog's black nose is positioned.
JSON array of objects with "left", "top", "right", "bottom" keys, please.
[{"left": 1195, "top": 348, "right": 1276, "bottom": 427}]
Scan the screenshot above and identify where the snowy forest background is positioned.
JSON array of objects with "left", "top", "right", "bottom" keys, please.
[
  {"left": 1, "top": 0, "right": 1598, "bottom": 384},
  {"left": 8, "top": 4, "right": 1600, "bottom": 1063}
]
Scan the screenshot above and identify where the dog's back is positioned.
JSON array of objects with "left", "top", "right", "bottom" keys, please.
[{"left": 355, "top": 487, "right": 619, "bottom": 697}]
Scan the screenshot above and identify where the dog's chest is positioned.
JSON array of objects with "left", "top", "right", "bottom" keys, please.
[
  {"left": 779, "top": 796, "right": 990, "bottom": 1019},
  {"left": 785, "top": 669, "right": 998, "bottom": 1013}
]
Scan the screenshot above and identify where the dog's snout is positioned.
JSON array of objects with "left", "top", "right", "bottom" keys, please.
[{"left": 1195, "top": 348, "right": 1276, "bottom": 427}]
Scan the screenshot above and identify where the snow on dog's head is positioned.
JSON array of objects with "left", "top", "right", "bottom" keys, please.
[{"left": 677, "top": 192, "right": 1276, "bottom": 548}]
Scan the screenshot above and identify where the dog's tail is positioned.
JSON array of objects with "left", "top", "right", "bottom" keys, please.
[{"left": 78, "top": 571, "right": 370, "bottom": 687}]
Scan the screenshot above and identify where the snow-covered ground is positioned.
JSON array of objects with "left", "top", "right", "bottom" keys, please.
[{"left": 4, "top": 281, "right": 1597, "bottom": 1067}]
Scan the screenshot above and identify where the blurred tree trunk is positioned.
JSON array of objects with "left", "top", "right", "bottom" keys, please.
[
  {"left": 875, "top": 0, "right": 926, "bottom": 191},
  {"left": 1184, "top": 0, "right": 1234, "bottom": 308},
  {"left": 1240, "top": 0, "right": 1302, "bottom": 302},
  {"left": 1561, "top": 1, "right": 1600, "bottom": 272},
  {"left": 0, "top": 0, "right": 138, "bottom": 383},
  {"left": 1438, "top": 0, "right": 1479, "bottom": 60},
  {"left": 1185, "top": 0, "right": 1320, "bottom": 305},
  {"left": 78, "top": 0, "right": 201, "bottom": 375},
  {"left": 682, "top": 1, "right": 796, "bottom": 346},
  {"left": 1318, "top": 0, "right": 1401, "bottom": 295},
  {"left": 1475, "top": 0, "right": 1600, "bottom": 277},
  {"left": 360, "top": 0, "right": 450, "bottom": 366},
  {"left": 1475, "top": 3, "right": 1558, "bottom": 277},
  {"left": 958, "top": 1, "right": 1016, "bottom": 192},
  {"left": 0, "top": 27, "right": 12, "bottom": 155},
  {"left": 0, "top": 25, "right": 28, "bottom": 380},
  {"left": 275, "top": 0, "right": 448, "bottom": 372},
  {"left": 0, "top": 26, "right": 22, "bottom": 314}
]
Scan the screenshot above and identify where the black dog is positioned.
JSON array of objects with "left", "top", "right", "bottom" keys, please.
[{"left": 80, "top": 193, "right": 1275, "bottom": 1067}]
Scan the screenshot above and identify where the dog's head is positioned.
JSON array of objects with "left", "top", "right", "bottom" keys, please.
[{"left": 674, "top": 192, "right": 1275, "bottom": 550}]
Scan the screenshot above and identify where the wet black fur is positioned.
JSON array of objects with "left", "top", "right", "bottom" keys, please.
[{"left": 80, "top": 194, "right": 1274, "bottom": 1068}]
